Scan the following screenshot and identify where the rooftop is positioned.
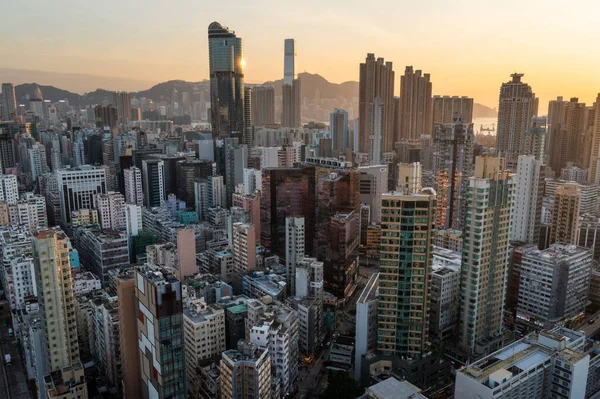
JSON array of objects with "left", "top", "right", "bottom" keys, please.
[
  {"left": 365, "top": 377, "right": 427, "bottom": 399},
  {"left": 357, "top": 273, "right": 379, "bottom": 304}
]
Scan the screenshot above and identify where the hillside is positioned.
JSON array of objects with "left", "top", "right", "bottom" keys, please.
[
  {"left": 263, "top": 72, "right": 359, "bottom": 99},
  {"left": 15, "top": 76, "right": 495, "bottom": 117}
]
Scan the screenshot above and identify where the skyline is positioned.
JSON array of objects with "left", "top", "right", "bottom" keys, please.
[{"left": 2, "top": 1, "right": 600, "bottom": 111}]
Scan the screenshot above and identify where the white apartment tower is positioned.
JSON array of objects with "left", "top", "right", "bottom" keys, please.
[
  {"left": 458, "top": 157, "right": 514, "bottom": 358},
  {"left": 285, "top": 216, "right": 305, "bottom": 296},
  {"left": 510, "top": 155, "right": 544, "bottom": 244},
  {"left": 358, "top": 165, "right": 388, "bottom": 223},
  {"left": 0, "top": 174, "right": 18, "bottom": 204},
  {"left": 94, "top": 191, "right": 126, "bottom": 230},
  {"left": 123, "top": 167, "right": 143, "bottom": 206}
]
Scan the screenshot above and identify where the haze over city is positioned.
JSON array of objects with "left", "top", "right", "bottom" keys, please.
[
  {"left": 2, "top": 0, "right": 600, "bottom": 110},
  {"left": 2, "top": 1, "right": 600, "bottom": 399}
]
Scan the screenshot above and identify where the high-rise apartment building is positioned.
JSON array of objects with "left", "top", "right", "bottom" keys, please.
[
  {"left": 316, "top": 171, "right": 360, "bottom": 298},
  {"left": 183, "top": 298, "right": 226, "bottom": 396},
  {"left": 510, "top": 155, "right": 544, "bottom": 244},
  {"left": 358, "top": 165, "right": 388, "bottom": 223},
  {"left": 359, "top": 54, "right": 395, "bottom": 153},
  {"left": 432, "top": 95, "right": 473, "bottom": 125},
  {"left": 220, "top": 341, "right": 271, "bottom": 399},
  {"left": 396, "top": 162, "right": 422, "bottom": 194},
  {"left": 250, "top": 85, "right": 275, "bottom": 127},
  {"left": 455, "top": 328, "right": 591, "bottom": 399},
  {"left": 282, "top": 39, "right": 301, "bottom": 128},
  {"left": 232, "top": 222, "right": 256, "bottom": 274},
  {"left": 369, "top": 98, "right": 384, "bottom": 165},
  {"left": 0, "top": 173, "right": 18, "bottom": 204},
  {"left": 587, "top": 94, "right": 600, "bottom": 183},
  {"left": 285, "top": 216, "right": 305, "bottom": 296},
  {"left": 330, "top": 108, "right": 349, "bottom": 155},
  {"left": 136, "top": 266, "right": 185, "bottom": 399},
  {"left": 208, "top": 22, "right": 244, "bottom": 141},
  {"left": 548, "top": 97, "right": 588, "bottom": 174},
  {"left": 244, "top": 86, "right": 253, "bottom": 147},
  {"left": 495, "top": 73, "right": 538, "bottom": 167},
  {"left": 458, "top": 157, "right": 514, "bottom": 358},
  {"left": 113, "top": 91, "right": 132, "bottom": 124},
  {"left": 1, "top": 83, "right": 17, "bottom": 121},
  {"left": 520, "top": 116, "right": 546, "bottom": 161},
  {"left": 33, "top": 229, "right": 80, "bottom": 374},
  {"left": 142, "top": 159, "right": 165, "bottom": 208},
  {"left": 433, "top": 114, "right": 474, "bottom": 230},
  {"left": 76, "top": 228, "right": 129, "bottom": 284},
  {"left": 123, "top": 166, "right": 143, "bottom": 205},
  {"left": 0, "top": 129, "right": 16, "bottom": 172},
  {"left": 378, "top": 189, "right": 436, "bottom": 358},
  {"left": 176, "top": 160, "right": 213, "bottom": 207},
  {"left": 260, "top": 166, "right": 316, "bottom": 257},
  {"left": 398, "top": 66, "right": 433, "bottom": 140},
  {"left": 355, "top": 273, "right": 379, "bottom": 380},
  {"left": 56, "top": 166, "right": 107, "bottom": 226},
  {"left": 549, "top": 183, "right": 581, "bottom": 246},
  {"left": 246, "top": 297, "right": 299, "bottom": 396},
  {"left": 517, "top": 245, "right": 592, "bottom": 328},
  {"left": 116, "top": 270, "right": 141, "bottom": 399},
  {"left": 94, "top": 191, "right": 126, "bottom": 230}
]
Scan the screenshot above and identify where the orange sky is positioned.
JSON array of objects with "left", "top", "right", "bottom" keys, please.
[{"left": 1, "top": 0, "right": 599, "bottom": 112}]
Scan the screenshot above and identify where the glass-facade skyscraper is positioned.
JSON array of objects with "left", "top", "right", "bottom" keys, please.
[{"left": 208, "top": 22, "right": 244, "bottom": 142}]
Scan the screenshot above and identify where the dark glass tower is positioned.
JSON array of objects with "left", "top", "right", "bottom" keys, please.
[{"left": 208, "top": 22, "right": 244, "bottom": 143}]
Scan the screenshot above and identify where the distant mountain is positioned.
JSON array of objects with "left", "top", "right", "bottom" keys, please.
[
  {"left": 15, "top": 83, "right": 84, "bottom": 105},
  {"left": 14, "top": 76, "right": 496, "bottom": 117},
  {"left": 473, "top": 103, "right": 497, "bottom": 119},
  {"left": 263, "top": 72, "right": 359, "bottom": 99}
]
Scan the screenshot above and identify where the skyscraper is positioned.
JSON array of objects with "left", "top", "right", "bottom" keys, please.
[
  {"left": 549, "top": 183, "right": 581, "bottom": 246},
  {"left": 244, "top": 86, "right": 253, "bottom": 147},
  {"left": 250, "top": 85, "right": 275, "bottom": 127},
  {"left": 135, "top": 266, "right": 185, "bottom": 398},
  {"left": 220, "top": 342, "right": 271, "bottom": 399},
  {"left": 458, "top": 157, "right": 514, "bottom": 358},
  {"left": 358, "top": 54, "right": 395, "bottom": 153},
  {"left": 378, "top": 188, "right": 436, "bottom": 358},
  {"left": 520, "top": 116, "right": 546, "bottom": 161},
  {"left": 282, "top": 39, "right": 301, "bottom": 128},
  {"left": 432, "top": 95, "right": 474, "bottom": 125},
  {"left": 495, "top": 73, "right": 538, "bottom": 167},
  {"left": 330, "top": 108, "right": 349, "bottom": 155},
  {"left": 33, "top": 229, "right": 80, "bottom": 373},
  {"left": 510, "top": 155, "right": 545, "bottom": 244},
  {"left": 433, "top": 115, "right": 474, "bottom": 230},
  {"left": 123, "top": 166, "right": 143, "bottom": 205},
  {"left": 114, "top": 91, "right": 132, "bottom": 124},
  {"left": 369, "top": 98, "right": 384, "bottom": 165},
  {"left": 548, "top": 97, "right": 586, "bottom": 174},
  {"left": 208, "top": 22, "right": 244, "bottom": 141},
  {"left": 316, "top": 171, "right": 360, "bottom": 298},
  {"left": 587, "top": 94, "right": 600, "bottom": 184},
  {"left": 1, "top": 83, "right": 17, "bottom": 121},
  {"left": 142, "top": 159, "right": 165, "bottom": 208},
  {"left": 358, "top": 165, "right": 388, "bottom": 223},
  {"left": 260, "top": 166, "right": 316, "bottom": 257},
  {"left": 285, "top": 216, "right": 305, "bottom": 296},
  {"left": 56, "top": 166, "right": 107, "bottom": 226},
  {"left": 398, "top": 66, "right": 433, "bottom": 140}
]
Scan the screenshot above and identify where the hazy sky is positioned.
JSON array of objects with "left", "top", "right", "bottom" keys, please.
[{"left": 2, "top": 0, "right": 600, "bottom": 110}]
